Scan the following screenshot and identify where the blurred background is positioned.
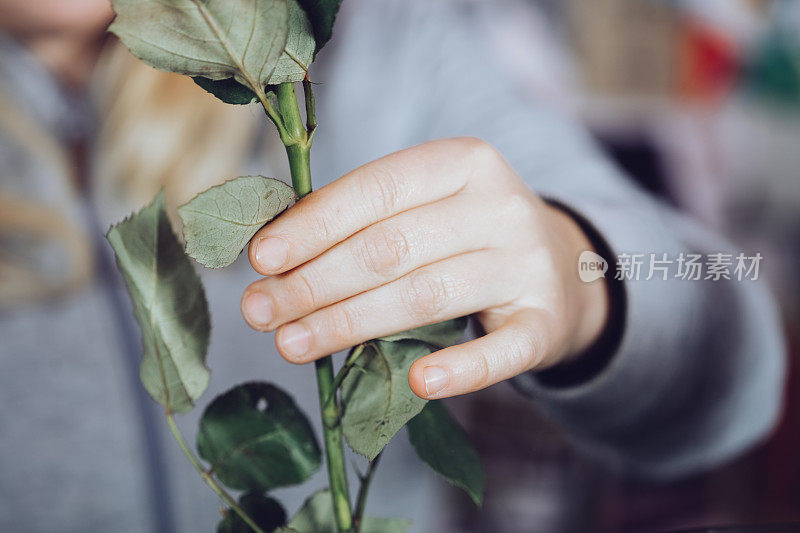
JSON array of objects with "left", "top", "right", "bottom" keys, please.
[
  {"left": 2, "top": 0, "right": 799, "bottom": 532},
  {"left": 449, "top": 0, "right": 800, "bottom": 531}
]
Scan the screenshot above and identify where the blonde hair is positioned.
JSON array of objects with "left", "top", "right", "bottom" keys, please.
[
  {"left": 92, "top": 41, "right": 261, "bottom": 210},
  {"left": 0, "top": 38, "right": 262, "bottom": 308}
]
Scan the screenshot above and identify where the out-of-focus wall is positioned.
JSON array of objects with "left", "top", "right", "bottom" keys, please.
[{"left": 568, "top": 0, "right": 681, "bottom": 100}]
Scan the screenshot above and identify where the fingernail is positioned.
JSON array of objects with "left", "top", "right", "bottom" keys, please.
[
  {"left": 279, "top": 323, "right": 311, "bottom": 360},
  {"left": 423, "top": 366, "right": 449, "bottom": 397},
  {"left": 243, "top": 292, "right": 273, "bottom": 328},
  {"left": 255, "top": 237, "right": 288, "bottom": 272}
]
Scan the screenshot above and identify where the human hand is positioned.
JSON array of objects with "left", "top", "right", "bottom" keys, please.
[{"left": 241, "top": 138, "right": 609, "bottom": 399}]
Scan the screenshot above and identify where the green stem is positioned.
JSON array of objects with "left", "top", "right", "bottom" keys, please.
[
  {"left": 326, "top": 344, "right": 365, "bottom": 406},
  {"left": 166, "top": 414, "right": 266, "bottom": 533},
  {"left": 316, "top": 357, "right": 354, "bottom": 533},
  {"left": 276, "top": 83, "right": 313, "bottom": 196},
  {"left": 276, "top": 83, "right": 307, "bottom": 145},
  {"left": 353, "top": 453, "right": 382, "bottom": 533},
  {"left": 303, "top": 76, "right": 317, "bottom": 135},
  {"left": 276, "top": 82, "right": 353, "bottom": 533},
  {"left": 255, "top": 87, "right": 291, "bottom": 145},
  {"left": 286, "top": 142, "right": 312, "bottom": 196}
]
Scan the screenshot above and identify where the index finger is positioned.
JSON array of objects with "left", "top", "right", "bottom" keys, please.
[{"left": 247, "top": 137, "right": 493, "bottom": 276}]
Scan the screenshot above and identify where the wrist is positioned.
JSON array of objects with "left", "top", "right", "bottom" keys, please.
[{"left": 546, "top": 203, "right": 611, "bottom": 361}]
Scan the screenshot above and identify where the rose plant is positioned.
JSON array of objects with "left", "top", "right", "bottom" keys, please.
[{"left": 104, "top": 1, "right": 484, "bottom": 532}]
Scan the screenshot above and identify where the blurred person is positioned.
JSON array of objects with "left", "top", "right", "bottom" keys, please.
[{"left": 0, "top": 1, "right": 787, "bottom": 532}]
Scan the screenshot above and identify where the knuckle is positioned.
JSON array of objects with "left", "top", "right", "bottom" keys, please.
[
  {"left": 312, "top": 212, "right": 336, "bottom": 244},
  {"left": 511, "top": 335, "right": 538, "bottom": 372},
  {"left": 472, "top": 350, "right": 492, "bottom": 389},
  {"left": 286, "top": 269, "right": 319, "bottom": 311},
  {"left": 362, "top": 166, "right": 404, "bottom": 216},
  {"left": 360, "top": 225, "right": 412, "bottom": 276},
  {"left": 522, "top": 322, "right": 552, "bottom": 368},
  {"left": 328, "top": 304, "right": 361, "bottom": 346},
  {"left": 464, "top": 137, "right": 503, "bottom": 171},
  {"left": 403, "top": 270, "right": 451, "bottom": 321},
  {"left": 302, "top": 193, "right": 337, "bottom": 244}
]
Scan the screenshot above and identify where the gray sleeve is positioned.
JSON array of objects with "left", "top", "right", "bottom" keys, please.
[
  {"left": 512, "top": 200, "right": 787, "bottom": 480},
  {"left": 349, "top": 0, "right": 787, "bottom": 479}
]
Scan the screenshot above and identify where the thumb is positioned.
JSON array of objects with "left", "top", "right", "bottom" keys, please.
[{"left": 408, "top": 308, "right": 556, "bottom": 399}]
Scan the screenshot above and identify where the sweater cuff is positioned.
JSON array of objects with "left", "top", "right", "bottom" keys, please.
[
  {"left": 534, "top": 199, "right": 626, "bottom": 388},
  {"left": 511, "top": 193, "right": 702, "bottom": 434}
]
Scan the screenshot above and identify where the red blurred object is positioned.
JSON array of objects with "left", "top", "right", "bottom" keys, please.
[{"left": 678, "top": 20, "right": 741, "bottom": 104}]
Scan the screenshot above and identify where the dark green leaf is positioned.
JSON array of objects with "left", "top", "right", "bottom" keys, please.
[
  {"left": 193, "top": 77, "right": 257, "bottom": 105},
  {"left": 407, "top": 401, "right": 484, "bottom": 506},
  {"left": 109, "top": 0, "right": 289, "bottom": 91},
  {"left": 197, "top": 382, "right": 321, "bottom": 491},
  {"left": 217, "top": 492, "right": 287, "bottom": 533},
  {"left": 178, "top": 176, "right": 296, "bottom": 269},
  {"left": 379, "top": 317, "right": 468, "bottom": 348},
  {"left": 340, "top": 318, "right": 468, "bottom": 459},
  {"left": 341, "top": 341, "right": 432, "bottom": 460},
  {"left": 297, "top": 0, "right": 343, "bottom": 54},
  {"left": 278, "top": 489, "right": 410, "bottom": 533},
  {"left": 107, "top": 191, "right": 210, "bottom": 414}
]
